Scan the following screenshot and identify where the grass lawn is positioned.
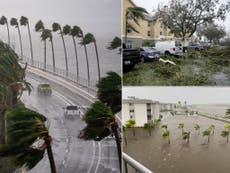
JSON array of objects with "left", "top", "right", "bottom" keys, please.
[{"left": 123, "top": 46, "right": 230, "bottom": 86}]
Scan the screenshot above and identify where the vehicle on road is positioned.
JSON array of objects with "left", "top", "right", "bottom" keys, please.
[
  {"left": 37, "top": 83, "right": 52, "bottom": 95},
  {"left": 64, "top": 105, "right": 81, "bottom": 119},
  {"left": 187, "top": 43, "right": 205, "bottom": 51},
  {"left": 140, "top": 47, "right": 160, "bottom": 62},
  {"left": 153, "top": 40, "right": 183, "bottom": 56},
  {"left": 123, "top": 43, "right": 140, "bottom": 71}
]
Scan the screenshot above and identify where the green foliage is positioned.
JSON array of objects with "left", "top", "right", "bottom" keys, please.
[
  {"left": 35, "top": 20, "right": 44, "bottom": 32},
  {"left": 107, "top": 37, "right": 121, "bottom": 50},
  {"left": 182, "top": 131, "right": 190, "bottom": 142},
  {"left": 63, "top": 25, "right": 71, "bottom": 35},
  {"left": 154, "top": 63, "right": 180, "bottom": 78},
  {"left": 142, "top": 40, "right": 155, "bottom": 47},
  {"left": 221, "top": 130, "right": 229, "bottom": 138},
  {"left": 178, "top": 123, "right": 184, "bottom": 129},
  {"left": 162, "top": 130, "right": 170, "bottom": 138},
  {"left": 224, "top": 124, "right": 230, "bottom": 130},
  {"left": 226, "top": 109, "right": 230, "bottom": 115},
  {"left": 71, "top": 25, "right": 83, "bottom": 37},
  {"left": 96, "top": 72, "right": 121, "bottom": 113},
  {"left": 125, "top": 119, "right": 136, "bottom": 128},
  {"left": 194, "top": 124, "right": 200, "bottom": 131},
  {"left": 80, "top": 33, "right": 95, "bottom": 45},
  {"left": 41, "top": 29, "right": 52, "bottom": 41},
  {"left": 0, "top": 16, "right": 7, "bottom": 25},
  {"left": 19, "top": 16, "right": 28, "bottom": 26},
  {"left": 10, "top": 18, "right": 18, "bottom": 27},
  {"left": 52, "top": 22, "right": 61, "bottom": 32},
  {"left": 161, "top": 124, "right": 168, "bottom": 129}
]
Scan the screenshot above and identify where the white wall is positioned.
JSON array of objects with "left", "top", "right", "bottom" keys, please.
[{"left": 134, "top": 104, "right": 148, "bottom": 127}]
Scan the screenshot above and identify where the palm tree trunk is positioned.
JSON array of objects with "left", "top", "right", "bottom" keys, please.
[
  {"left": 111, "top": 121, "right": 121, "bottom": 171},
  {"left": 72, "top": 36, "right": 79, "bottom": 82},
  {"left": 0, "top": 111, "right": 6, "bottom": 144},
  {"left": 6, "top": 22, "right": 10, "bottom": 46},
  {"left": 50, "top": 39, "right": 56, "bottom": 73},
  {"left": 60, "top": 32, "right": 68, "bottom": 77},
  {"left": 27, "top": 23, "right": 34, "bottom": 65},
  {"left": 44, "top": 40, "right": 46, "bottom": 71},
  {"left": 83, "top": 43, "right": 90, "bottom": 89},
  {"left": 17, "top": 25, "right": 23, "bottom": 60},
  {"left": 93, "top": 41, "right": 101, "bottom": 80},
  {"left": 125, "top": 12, "right": 128, "bottom": 46},
  {"left": 44, "top": 135, "right": 56, "bottom": 173}
]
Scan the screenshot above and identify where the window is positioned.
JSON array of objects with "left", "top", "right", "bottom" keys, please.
[
  {"left": 147, "top": 31, "right": 151, "bottom": 36},
  {"left": 127, "top": 27, "right": 132, "bottom": 33},
  {"left": 160, "top": 31, "right": 163, "bottom": 35},
  {"left": 129, "top": 109, "right": 134, "bottom": 113},
  {"left": 148, "top": 21, "right": 151, "bottom": 27}
]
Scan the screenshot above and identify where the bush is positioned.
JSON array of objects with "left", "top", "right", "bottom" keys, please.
[{"left": 154, "top": 64, "right": 180, "bottom": 78}]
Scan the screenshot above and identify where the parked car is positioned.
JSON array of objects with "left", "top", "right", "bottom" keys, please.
[
  {"left": 123, "top": 44, "right": 140, "bottom": 71},
  {"left": 153, "top": 40, "right": 183, "bottom": 56},
  {"left": 64, "top": 105, "right": 81, "bottom": 119},
  {"left": 140, "top": 47, "right": 160, "bottom": 62},
  {"left": 37, "top": 83, "right": 52, "bottom": 95},
  {"left": 187, "top": 43, "right": 204, "bottom": 51}
]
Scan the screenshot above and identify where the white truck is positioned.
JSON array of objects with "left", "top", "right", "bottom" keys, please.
[{"left": 153, "top": 40, "right": 183, "bottom": 56}]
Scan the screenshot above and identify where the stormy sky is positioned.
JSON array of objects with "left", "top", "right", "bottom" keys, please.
[
  {"left": 123, "top": 87, "right": 230, "bottom": 104},
  {"left": 133, "top": 0, "right": 230, "bottom": 33},
  {"left": 0, "top": 0, "right": 121, "bottom": 38}
]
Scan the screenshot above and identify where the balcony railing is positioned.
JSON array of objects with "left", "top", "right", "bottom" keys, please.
[{"left": 123, "top": 153, "right": 153, "bottom": 173}]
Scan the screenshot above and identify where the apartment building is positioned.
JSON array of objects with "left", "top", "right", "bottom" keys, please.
[
  {"left": 122, "top": 98, "right": 160, "bottom": 127},
  {"left": 123, "top": 0, "right": 174, "bottom": 48}
]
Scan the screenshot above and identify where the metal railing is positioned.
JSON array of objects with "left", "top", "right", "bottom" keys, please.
[
  {"left": 123, "top": 153, "right": 153, "bottom": 173},
  {"left": 21, "top": 57, "right": 97, "bottom": 92}
]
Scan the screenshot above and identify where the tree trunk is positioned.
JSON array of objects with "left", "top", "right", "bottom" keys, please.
[
  {"left": 17, "top": 25, "right": 23, "bottom": 60},
  {"left": 6, "top": 22, "right": 10, "bottom": 46},
  {"left": 60, "top": 31, "right": 68, "bottom": 77},
  {"left": 83, "top": 42, "right": 90, "bottom": 89},
  {"left": 111, "top": 121, "right": 121, "bottom": 171},
  {"left": 125, "top": 12, "right": 128, "bottom": 46},
  {"left": 227, "top": 135, "right": 229, "bottom": 143},
  {"left": 44, "top": 40, "right": 46, "bottom": 71},
  {"left": 0, "top": 111, "right": 6, "bottom": 144},
  {"left": 124, "top": 131, "right": 128, "bottom": 146},
  {"left": 50, "top": 39, "right": 56, "bottom": 73},
  {"left": 45, "top": 135, "right": 56, "bottom": 173},
  {"left": 72, "top": 36, "right": 79, "bottom": 82},
  {"left": 208, "top": 136, "right": 210, "bottom": 143},
  {"left": 93, "top": 41, "right": 101, "bottom": 80},
  {"left": 27, "top": 23, "right": 34, "bottom": 65}
]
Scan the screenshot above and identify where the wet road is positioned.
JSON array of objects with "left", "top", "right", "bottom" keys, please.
[{"left": 22, "top": 72, "right": 119, "bottom": 173}]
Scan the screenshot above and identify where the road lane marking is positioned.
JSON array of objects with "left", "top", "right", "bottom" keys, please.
[
  {"left": 87, "top": 141, "right": 96, "bottom": 173},
  {"left": 94, "top": 142, "right": 102, "bottom": 173}
]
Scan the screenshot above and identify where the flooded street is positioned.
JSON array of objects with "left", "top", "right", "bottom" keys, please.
[{"left": 124, "top": 112, "right": 230, "bottom": 173}]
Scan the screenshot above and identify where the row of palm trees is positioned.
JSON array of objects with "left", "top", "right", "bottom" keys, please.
[{"left": 0, "top": 15, "right": 101, "bottom": 87}]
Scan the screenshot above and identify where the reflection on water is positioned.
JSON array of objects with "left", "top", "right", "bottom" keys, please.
[{"left": 124, "top": 113, "right": 230, "bottom": 173}]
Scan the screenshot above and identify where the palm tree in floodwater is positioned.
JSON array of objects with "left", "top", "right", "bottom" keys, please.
[
  {"left": 182, "top": 131, "right": 190, "bottom": 143},
  {"left": 81, "top": 33, "right": 101, "bottom": 80},
  {"left": 203, "top": 129, "right": 211, "bottom": 143},
  {"left": 162, "top": 129, "right": 170, "bottom": 144},
  {"left": 35, "top": 20, "right": 46, "bottom": 69},
  {"left": 20, "top": 16, "right": 34, "bottom": 64},
  {"left": 52, "top": 22, "right": 68, "bottom": 77},
  {"left": 194, "top": 124, "right": 201, "bottom": 135},
  {"left": 42, "top": 29, "right": 56, "bottom": 72},
  {"left": 221, "top": 130, "right": 229, "bottom": 143},
  {"left": 0, "top": 16, "right": 10, "bottom": 45},
  {"left": 10, "top": 18, "right": 23, "bottom": 60},
  {"left": 178, "top": 123, "right": 184, "bottom": 136},
  {"left": 208, "top": 124, "right": 215, "bottom": 135}
]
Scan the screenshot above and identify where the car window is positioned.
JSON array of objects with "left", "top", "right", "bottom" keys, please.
[{"left": 66, "top": 105, "right": 78, "bottom": 110}]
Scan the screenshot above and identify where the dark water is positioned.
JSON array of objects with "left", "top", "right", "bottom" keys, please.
[{"left": 124, "top": 113, "right": 230, "bottom": 173}]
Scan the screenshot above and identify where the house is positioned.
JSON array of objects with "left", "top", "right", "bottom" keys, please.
[
  {"left": 123, "top": 0, "right": 174, "bottom": 48},
  {"left": 122, "top": 98, "right": 160, "bottom": 127}
]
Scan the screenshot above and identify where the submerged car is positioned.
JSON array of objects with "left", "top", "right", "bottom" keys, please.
[
  {"left": 64, "top": 105, "right": 81, "bottom": 119},
  {"left": 140, "top": 47, "right": 160, "bottom": 62},
  {"left": 37, "top": 83, "right": 52, "bottom": 95}
]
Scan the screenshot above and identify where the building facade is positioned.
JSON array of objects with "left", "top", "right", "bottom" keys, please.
[
  {"left": 122, "top": 98, "right": 160, "bottom": 127},
  {"left": 123, "top": 0, "right": 174, "bottom": 48}
]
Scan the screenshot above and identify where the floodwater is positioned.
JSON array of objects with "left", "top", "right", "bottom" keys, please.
[{"left": 124, "top": 111, "right": 230, "bottom": 173}]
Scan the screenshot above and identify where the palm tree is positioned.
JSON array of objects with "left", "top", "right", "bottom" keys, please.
[
  {"left": 224, "top": 124, "right": 230, "bottom": 132},
  {"left": 107, "top": 36, "right": 121, "bottom": 50},
  {"left": 1, "top": 108, "right": 56, "bottom": 173},
  {"left": 161, "top": 124, "right": 168, "bottom": 129},
  {"left": 203, "top": 129, "right": 211, "bottom": 143},
  {"left": 123, "top": 126, "right": 128, "bottom": 146},
  {"left": 162, "top": 129, "right": 170, "bottom": 144},
  {"left": 178, "top": 123, "right": 184, "bottom": 136},
  {"left": 194, "top": 124, "right": 201, "bottom": 135},
  {"left": 0, "top": 16, "right": 10, "bottom": 45},
  {"left": 221, "top": 130, "right": 229, "bottom": 143},
  {"left": 182, "top": 131, "right": 190, "bottom": 143},
  {"left": 81, "top": 33, "right": 101, "bottom": 80},
  {"left": 10, "top": 18, "right": 23, "bottom": 60},
  {"left": 35, "top": 21, "right": 46, "bottom": 70},
  {"left": 125, "top": 119, "right": 136, "bottom": 137},
  {"left": 144, "top": 121, "right": 155, "bottom": 136},
  {"left": 41, "top": 29, "right": 56, "bottom": 72},
  {"left": 20, "top": 16, "right": 34, "bottom": 65},
  {"left": 52, "top": 22, "right": 68, "bottom": 77},
  {"left": 208, "top": 124, "right": 215, "bottom": 134},
  {"left": 124, "top": 7, "right": 147, "bottom": 45}
]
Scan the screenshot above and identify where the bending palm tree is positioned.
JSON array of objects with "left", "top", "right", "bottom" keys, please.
[
  {"left": 42, "top": 29, "right": 56, "bottom": 72},
  {"left": 35, "top": 20, "right": 46, "bottom": 70},
  {"left": 52, "top": 22, "right": 68, "bottom": 77},
  {"left": 81, "top": 33, "right": 101, "bottom": 80},
  {"left": 0, "top": 108, "right": 56, "bottom": 173},
  {"left": 10, "top": 18, "right": 23, "bottom": 60},
  {"left": 70, "top": 25, "right": 83, "bottom": 82},
  {"left": 125, "top": 7, "right": 147, "bottom": 45},
  {"left": 0, "top": 16, "right": 10, "bottom": 46},
  {"left": 20, "top": 16, "right": 34, "bottom": 65}
]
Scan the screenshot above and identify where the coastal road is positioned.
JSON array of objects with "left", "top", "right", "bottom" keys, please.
[{"left": 21, "top": 72, "right": 119, "bottom": 173}]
